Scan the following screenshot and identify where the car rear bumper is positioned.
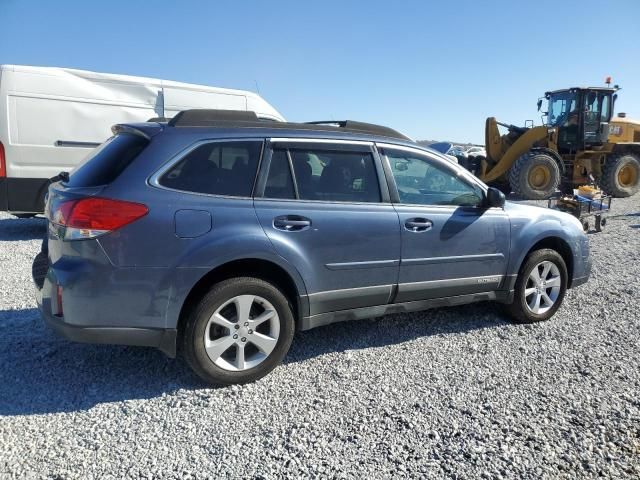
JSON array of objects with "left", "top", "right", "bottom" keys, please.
[
  {"left": 40, "top": 309, "right": 177, "bottom": 357},
  {"left": 33, "top": 250, "right": 177, "bottom": 357}
]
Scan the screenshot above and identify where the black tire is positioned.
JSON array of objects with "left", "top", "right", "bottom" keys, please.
[
  {"left": 182, "top": 277, "right": 295, "bottom": 385},
  {"left": 489, "top": 181, "right": 512, "bottom": 195},
  {"left": 600, "top": 153, "right": 640, "bottom": 197},
  {"left": 508, "top": 151, "right": 561, "bottom": 200},
  {"left": 595, "top": 216, "right": 606, "bottom": 232},
  {"left": 504, "top": 249, "right": 568, "bottom": 324}
]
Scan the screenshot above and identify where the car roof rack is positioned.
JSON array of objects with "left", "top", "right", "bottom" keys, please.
[
  {"left": 304, "top": 120, "right": 410, "bottom": 140},
  {"left": 164, "top": 109, "right": 412, "bottom": 141},
  {"left": 169, "top": 109, "right": 259, "bottom": 127}
]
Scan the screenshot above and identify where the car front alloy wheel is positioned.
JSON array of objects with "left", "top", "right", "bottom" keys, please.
[
  {"left": 523, "top": 260, "right": 562, "bottom": 315},
  {"left": 505, "top": 248, "right": 568, "bottom": 323}
]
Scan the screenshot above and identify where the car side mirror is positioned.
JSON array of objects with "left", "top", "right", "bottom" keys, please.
[
  {"left": 486, "top": 187, "right": 505, "bottom": 208},
  {"left": 537, "top": 99, "right": 543, "bottom": 111}
]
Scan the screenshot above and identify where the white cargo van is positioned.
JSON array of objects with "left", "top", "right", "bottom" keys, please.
[{"left": 0, "top": 65, "right": 285, "bottom": 215}]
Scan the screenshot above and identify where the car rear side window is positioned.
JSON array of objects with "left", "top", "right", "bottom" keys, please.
[
  {"left": 263, "top": 147, "right": 381, "bottom": 203},
  {"left": 159, "top": 141, "right": 262, "bottom": 197},
  {"left": 66, "top": 133, "right": 148, "bottom": 187}
]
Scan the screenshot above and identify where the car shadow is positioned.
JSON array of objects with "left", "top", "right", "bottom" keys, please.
[
  {"left": 0, "top": 303, "right": 509, "bottom": 416},
  {"left": 0, "top": 216, "right": 46, "bottom": 241},
  {"left": 0, "top": 307, "right": 203, "bottom": 416},
  {"left": 286, "top": 301, "right": 508, "bottom": 363}
]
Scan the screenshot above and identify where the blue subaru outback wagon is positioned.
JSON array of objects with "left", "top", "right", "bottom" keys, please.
[{"left": 33, "top": 110, "right": 591, "bottom": 385}]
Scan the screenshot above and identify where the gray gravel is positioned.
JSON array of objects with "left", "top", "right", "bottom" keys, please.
[{"left": 1, "top": 197, "right": 639, "bottom": 479}]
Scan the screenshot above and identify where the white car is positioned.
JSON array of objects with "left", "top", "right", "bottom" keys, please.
[
  {"left": 465, "top": 146, "right": 486, "bottom": 158},
  {"left": 0, "top": 65, "right": 285, "bottom": 216}
]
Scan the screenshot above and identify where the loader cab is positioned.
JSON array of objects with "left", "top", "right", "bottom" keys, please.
[{"left": 544, "top": 87, "right": 615, "bottom": 152}]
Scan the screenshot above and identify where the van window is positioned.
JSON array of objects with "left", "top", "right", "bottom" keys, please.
[
  {"left": 289, "top": 149, "right": 380, "bottom": 203},
  {"left": 159, "top": 141, "right": 262, "bottom": 197},
  {"left": 66, "top": 133, "right": 149, "bottom": 187}
]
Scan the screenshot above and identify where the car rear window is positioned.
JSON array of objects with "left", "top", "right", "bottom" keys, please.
[
  {"left": 66, "top": 133, "right": 149, "bottom": 187},
  {"left": 158, "top": 141, "right": 262, "bottom": 197}
]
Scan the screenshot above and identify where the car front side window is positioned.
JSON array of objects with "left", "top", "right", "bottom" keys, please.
[{"left": 383, "top": 148, "right": 483, "bottom": 207}]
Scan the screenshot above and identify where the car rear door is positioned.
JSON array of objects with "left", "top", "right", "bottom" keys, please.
[
  {"left": 253, "top": 139, "right": 401, "bottom": 317},
  {"left": 378, "top": 143, "right": 510, "bottom": 303}
]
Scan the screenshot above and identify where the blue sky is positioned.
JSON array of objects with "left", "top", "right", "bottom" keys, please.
[{"left": 1, "top": 0, "right": 638, "bottom": 143}]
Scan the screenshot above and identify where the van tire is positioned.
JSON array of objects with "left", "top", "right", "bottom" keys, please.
[{"left": 182, "top": 277, "right": 295, "bottom": 385}]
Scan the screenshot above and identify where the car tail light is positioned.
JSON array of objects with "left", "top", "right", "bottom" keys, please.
[
  {"left": 53, "top": 197, "right": 148, "bottom": 240},
  {"left": 0, "top": 141, "right": 6, "bottom": 178}
]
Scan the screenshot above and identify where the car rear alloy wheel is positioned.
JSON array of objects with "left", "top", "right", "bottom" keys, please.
[
  {"left": 204, "top": 295, "right": 280, "bottom": 372},
  {"left": 505, "top": 248, "right": 567, "bottom": 323},
  {"left": 183, "top": 277, "right": 295, "bottom": 385},
  {"left": 524, "top": 261, "right": 561, "bottom": 314}
]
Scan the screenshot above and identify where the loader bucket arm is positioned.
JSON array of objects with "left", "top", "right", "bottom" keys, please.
[
  {"left": 485, "top": 117, "right": 502, "bottom": 164},
  {"left": 481, "top": 124, "right": 548, "bottom": 183}
]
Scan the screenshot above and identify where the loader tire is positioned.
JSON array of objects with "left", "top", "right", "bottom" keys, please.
[
  {"left": 509, "top": 151, "right": 561, "bottom": 200},
  {"left": 600, "top": 153, "right": 640, "bottom": 197},
  {"left": 488, "top": 181, "right": 512, "bottom": 195}
]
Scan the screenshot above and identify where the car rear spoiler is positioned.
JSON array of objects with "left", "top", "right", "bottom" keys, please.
[{"left": 111, "top": 123, "right": 164, "bottom": 139}]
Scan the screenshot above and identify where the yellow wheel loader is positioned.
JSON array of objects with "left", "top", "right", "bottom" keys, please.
[{"left": 468, "top": 86, "right": 640, "bottom": 199}]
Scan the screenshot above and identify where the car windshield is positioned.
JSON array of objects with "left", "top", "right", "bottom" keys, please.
[{"left": 547, "top": 91, "right": 578, "bottom": 127}]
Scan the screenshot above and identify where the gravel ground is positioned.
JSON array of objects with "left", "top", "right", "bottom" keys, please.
[{"left": 1, "top": 197, "right": 639, "bottom": 479}]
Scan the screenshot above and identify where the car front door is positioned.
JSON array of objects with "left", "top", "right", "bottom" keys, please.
[
  {"left": 254, "top": 139, "right": 401, "bottom": 317},
  {"left": 378, "top": 144, "right": 510, "bottom": 303}
]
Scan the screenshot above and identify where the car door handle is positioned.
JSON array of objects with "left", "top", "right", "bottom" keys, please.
[
  {"left": 404, "top": 218, "right": 433, "bottom": 232},
  {"left": 273, "top": 215, "right": 312, "bottom": 231}
]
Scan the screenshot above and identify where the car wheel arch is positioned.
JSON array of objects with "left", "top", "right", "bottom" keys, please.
[
  {"left": 515, "top": 236, "right": 574, "bottom": 287},
  {"left": 175, "top": 256, "right": 308, "bottom": 348}
]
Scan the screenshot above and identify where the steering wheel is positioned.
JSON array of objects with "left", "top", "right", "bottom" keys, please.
[
  {"left": 426, "top": 172, "right": 447, "bottom": 191},
  {"left": 554, "top": 111, "right": 569, "bottom": 126}
]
